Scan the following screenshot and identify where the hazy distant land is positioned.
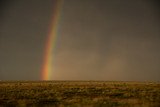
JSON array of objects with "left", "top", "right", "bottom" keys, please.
[{"left": 0, "top": 81, "right": 160, "bottom": 107}]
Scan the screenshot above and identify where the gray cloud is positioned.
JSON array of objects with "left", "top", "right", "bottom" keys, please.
[{"left": 0, "top": 0, "right": 160, "bottom": 81}]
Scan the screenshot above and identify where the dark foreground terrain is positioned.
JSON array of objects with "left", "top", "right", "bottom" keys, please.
[{"left": 0, "top": 81, "right": 160, "bottom": 107}]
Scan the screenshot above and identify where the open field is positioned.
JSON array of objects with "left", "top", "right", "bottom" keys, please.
[{"left": 0, "top": 81, "right": 160, "bottom": 107}]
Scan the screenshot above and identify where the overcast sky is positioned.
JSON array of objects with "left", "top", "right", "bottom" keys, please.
[{"left": 0, "top": 0, "right": 160, "bottom": 81}]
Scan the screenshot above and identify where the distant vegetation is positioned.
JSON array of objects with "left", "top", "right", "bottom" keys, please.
[{"left": 0, "top": 81, "right": 160, "bottom": 107}]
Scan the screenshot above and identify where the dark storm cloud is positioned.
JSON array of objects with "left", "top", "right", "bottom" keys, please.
[
  {"left": 0, "top": 0, "right": 160, "bottom": 81},
  {"left": 0, "top": 0, "right": 55, "bottom": 80},
  {"left": 55, "top": 0, "right": 160, "bottom": 81}
]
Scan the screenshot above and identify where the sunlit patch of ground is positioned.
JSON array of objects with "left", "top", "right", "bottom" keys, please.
[{"left": 0, "top": 81, "right": 160, "bottom": 107}]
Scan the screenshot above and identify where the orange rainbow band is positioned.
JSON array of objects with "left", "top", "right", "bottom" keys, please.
[{"left": 42, "top": 0, "right": 63, "bottom": 80}]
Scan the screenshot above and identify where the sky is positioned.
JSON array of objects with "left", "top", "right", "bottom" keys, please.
[{"left": 0, "top": 0, "right": 160, "bottom": 81}]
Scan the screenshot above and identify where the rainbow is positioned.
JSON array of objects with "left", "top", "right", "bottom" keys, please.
[{"left": 42, "top": 0, "right": 63, "bottom": 80}]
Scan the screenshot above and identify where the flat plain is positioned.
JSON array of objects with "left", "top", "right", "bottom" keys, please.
[{"left": 0, "top": 81, "right": 160, "bottom": 107}]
